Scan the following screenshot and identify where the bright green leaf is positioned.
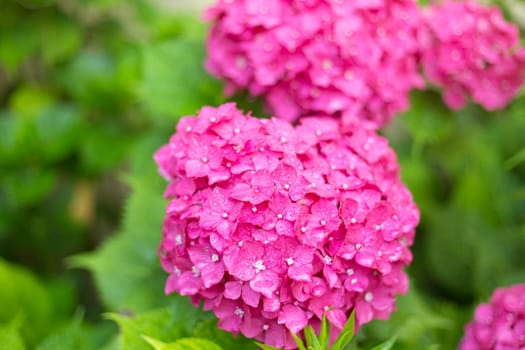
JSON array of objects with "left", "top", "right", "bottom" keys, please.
[
  {"left": 303, "top": 326, "right": 321, "bottom": 350},
  {"left": 0, "top": 258, "right": 52, "bottom": 341},
  {"left": 331, "top": 311, "right": 355, "bottom": 350},
  {"left": 193, "top": 319, "right": 256, "bottom": 350},
  {"left": 107, "top": 309, "right": 187, "bottom": 350},
  {"left": 0, "top": 317, "right": 25, "bottom": 350},
  {"left": 254, "top": 342, "right": 282, "bottom": 350},
  {"left": 318, "top": 314, "right": 329, "bottom": 349},
  {"left": 143, "top": 336, "right": 223, "bottom": 350},
  {"left": 291, "top": 333, "right": 307, "bottom": 350},
  {"left": 9, "top": 85, "right": 53, "bottom": 120}
]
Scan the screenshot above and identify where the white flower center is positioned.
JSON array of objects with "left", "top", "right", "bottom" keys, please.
[
  {"left": 253, "top": 259, "right": 266, "bottom": 273},
  {"left": 192, "top": 266, "right": 200, "bottom": 277},
  {"left": 234, "top": 307, "right": 244, "bottom": 318},
  {"left": 285, "top": 257, "right": 294, "bottom": 266}
]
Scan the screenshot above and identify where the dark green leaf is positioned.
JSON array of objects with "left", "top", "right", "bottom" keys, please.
[{"left": 143, "top": 336, "right": 223, "bottom": 350}]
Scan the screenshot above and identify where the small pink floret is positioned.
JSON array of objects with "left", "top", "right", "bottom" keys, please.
[{"left": 460, "top": 284, "right": 525, "bottom": 350}]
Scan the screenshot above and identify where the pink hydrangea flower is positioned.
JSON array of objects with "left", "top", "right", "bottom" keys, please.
[
  {"left": 460, "top": 284, "right": 525, "bottom": 350},
  {"left": 205, "top": 0, "right": 425, "bottom": 130},
  {"left": 156, "top": 103, "right": 419, "bottom": 349},
  {"left": 421, "top": 0, "right": 525, "bottom": 110}
]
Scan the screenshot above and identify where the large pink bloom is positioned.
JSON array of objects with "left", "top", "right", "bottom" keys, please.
[
  {"left": 205, "top": 0, "right": 425, "bottom": 130},
  {"left": 460, "top": 284, "right": 525, "bottom": 350},
  {"left": 421, "top": 0, "right": 525, "bottom": 110},
  {"left": 155, "top": 103, "right": 419, "bottom": 349}
]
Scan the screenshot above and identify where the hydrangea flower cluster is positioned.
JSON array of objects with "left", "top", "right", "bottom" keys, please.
[
  {"left": 460, "top": 284, "right": 525, "bottom": 350},
  {"left": 205, "top": 0, "right": 425, "bottom": 130},
  {"left": 421, "top": 0, "right": 525, "bottom": 110},
  {"left": 155, "top": 103, "right": 419, "bottom": 349}
]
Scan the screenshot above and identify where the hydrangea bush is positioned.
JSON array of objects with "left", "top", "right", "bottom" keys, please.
[
  {"left": 421, "top": 0, "right": 525, "bottom": 110},
  {"left": 155, "top": 103, "right": 418, "bottom": 348},
  {"left": 205, "top": 0, "right": 425, "bottom": 130},
  {"left": 151, "top": 0, "right": 525, "bottom": 349},
  {"left": 460, "top": 284, "right": 525, "bottom": 349},
  {"left": 2, "top": 0, "right": 525, "bottom": 350}
]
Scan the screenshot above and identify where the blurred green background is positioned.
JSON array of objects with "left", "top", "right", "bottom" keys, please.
[{"left": 0, "top": 0, "right": 524, "bottom": 349}]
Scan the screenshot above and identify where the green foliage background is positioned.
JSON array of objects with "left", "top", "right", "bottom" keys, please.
[{"left": 0, "top": 0, "right": 524, "bottom": 349}]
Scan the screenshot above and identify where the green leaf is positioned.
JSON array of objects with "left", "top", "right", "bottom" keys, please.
[
  {"left": 505, "top": 147, "right": 525, "bottom": 170},
  {"left": 193, "top": 319, "right": 256, "bottom": 350},
  {"left": 0, "top": 15, "right": 38, "bottom": 72},
  {"left": 369, "top": 336, "right": 397, "bottom": 350},
  {"left": 0, "top": 317, "right": 25, "bottom": 350},
  {"left": 254, "top": 342, "right": 281, "bottom": 350},
  {"left": 143, "top": 336, "right": 223, "bottom": 350},
  {"left": 9, "top": 85, "right": 53, "bottom": 120},
  {"left": 303, "top": 326, "right": 321, "bottom": 350},
  {"left": 35, "top": 104, "right": 82, "bottom": 162},
  {"left": 35, "top": 314, "right": 114, "bottom": 350},
  {"left": 318, "top": 314, "right": 329, "bottom": 349},
  {"left": 141, "top": 38, "right": 222, "bottom": 123},
  {"left": 39, "top": 15, "right": 82, "bottom": 64},
  {"left": 70, "top": 133, "right": 170, "bottom": 311},
  {"left": 331, "top": 311, "right": 355, "bottom": 350},
  {"left": 59, "top": 50, "right": 135, "bottom": 110},
  {"left": 107, "top": 309, "right": 187, "bottom": 350},
  {"left": 80, "top": 122, "right": 134, "bottom": 175},
  {"left": 401, "top": 90, "right": 454, "bottom": 150},
  {"left": 291, "top": 333, "right": 307, "bottom": 350},
  {"left": 13, "top": 0, "right": 56, "bottom": 8},
  {"left": 0, "top": 258, "right": 52, "bottom": 342}
]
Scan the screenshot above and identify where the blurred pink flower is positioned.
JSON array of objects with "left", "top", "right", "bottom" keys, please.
[
  {"left": 155, "top": 104, "right": 419, "bottom": 349},
  {"left": 422, "top": 0, "right": 525, "bottom": 111},
  {"left": 205, "top": 0, "right": 425, "bottom": 130},
  {"left": 460, "top": 284, "right": 525, "bottom": 350}
]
